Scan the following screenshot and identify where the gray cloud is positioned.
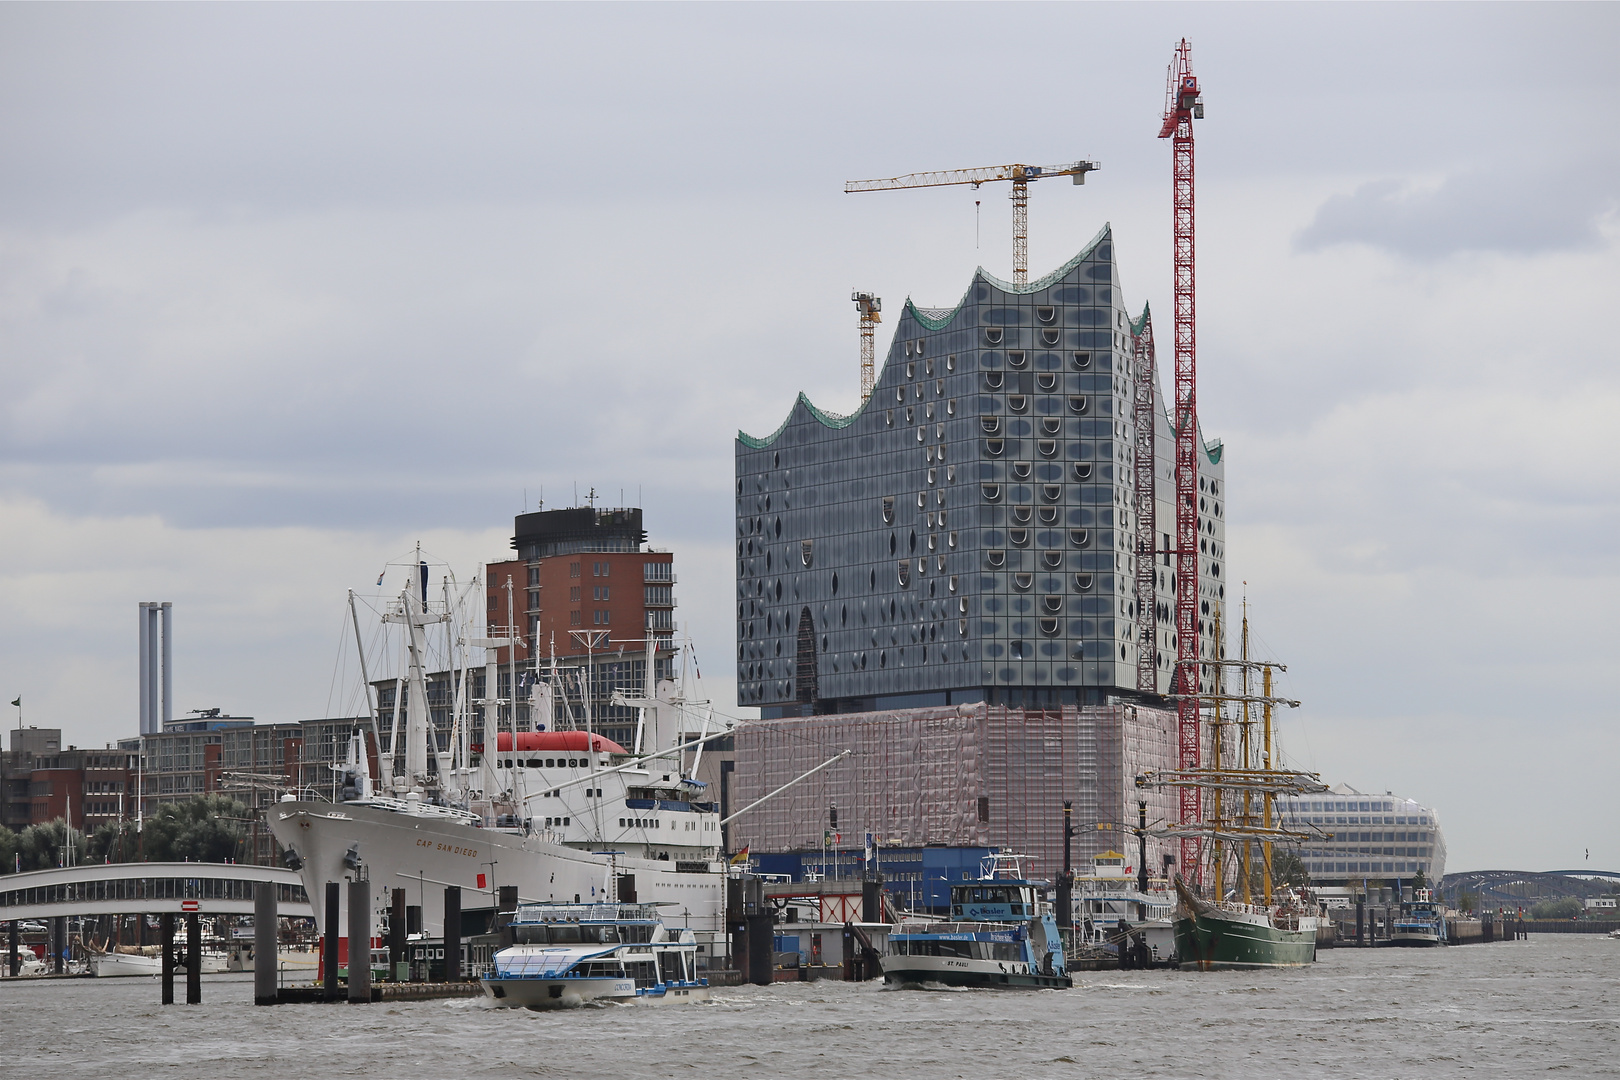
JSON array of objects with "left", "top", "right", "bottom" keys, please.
[{"left": 1297, "top": 165, "right": 1617, "bottom": 257}]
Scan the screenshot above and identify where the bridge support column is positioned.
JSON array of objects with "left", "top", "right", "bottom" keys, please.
[
  {"left": 347, "top": 878, "right": 371, "bottom": 1003},
  {"left": 323, "top": 882, "right": 340, "bottom": 1000},
  {"left": 255, "top": 881, "right": 278, "bottom": 1005},
  {"left": 185, "top": 912, "right": 201, "bottom": 1004},
  {"left": 161, "top": 913, "right": 175, "bottom": 1004},
  {"left": 51, "top": 915, "right": 64, "bottom": 974},
  {"left": 8, "top": 919, "right": 17, "bottom": 977}
]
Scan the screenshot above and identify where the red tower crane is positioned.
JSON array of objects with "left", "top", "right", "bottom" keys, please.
[{"left": 1159, "top": 38, "right": 1205, "bottom": 889}]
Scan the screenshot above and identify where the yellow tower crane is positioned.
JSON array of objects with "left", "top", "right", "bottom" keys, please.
[
  {"left": 852, "top": 291, "right": 882, "bottom": 400},
  {"left": 845, "top": 160, "right": 1100, "bottom": 284}
]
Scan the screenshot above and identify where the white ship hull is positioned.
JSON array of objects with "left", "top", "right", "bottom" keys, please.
[
  {"left": 483, "top": 975, "right": 711, "bottom": 1009},
  {"left": 268, "top": 800, "right": 725, "bottom": 943},
  {"left": 89, "top": 951, "right": 229, "bottom": 977}
]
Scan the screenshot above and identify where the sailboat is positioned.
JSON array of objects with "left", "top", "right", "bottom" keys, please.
[{"left": 1141, "top": 598, "right": 1329, "bottom": 969}]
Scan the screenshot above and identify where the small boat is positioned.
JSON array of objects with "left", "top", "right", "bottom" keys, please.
[
  {"left": 881, "top": 850, "right": 1071, "bottom": 990},
  {"left": 483, "top": 902, "right": 710, "bottom": 1009},
  {"left": 87, "top": 945, "right": 229, "bottom": 977},
  {"left": 4, "top": 953, "right": 49, "bottom": 977},
  {"left": 1387, "top": 888, "right": 1447, "bottom": 947}
]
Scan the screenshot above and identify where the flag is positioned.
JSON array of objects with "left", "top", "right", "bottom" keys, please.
[
  {"left": 376, "top": 571, "right": 386, "bottom": 586},
  {"left": 728, "top": 846, "right": 750, "bottom": 866},
  {"left": 9, "top": 697, "right": 17, "bottom": 707}
]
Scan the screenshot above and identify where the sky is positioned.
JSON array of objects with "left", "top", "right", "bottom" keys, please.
[{"left": 0, "top": 3, "right": 1615, "bottom": 874}]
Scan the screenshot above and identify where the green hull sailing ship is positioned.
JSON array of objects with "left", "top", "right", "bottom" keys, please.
[{"left": 1143, "top": 599, "right": 1330, "bottom": 970}]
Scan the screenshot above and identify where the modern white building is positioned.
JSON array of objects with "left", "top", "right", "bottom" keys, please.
[{"left": 1274, "top": 783, "right": 1447, "bottom": 886}]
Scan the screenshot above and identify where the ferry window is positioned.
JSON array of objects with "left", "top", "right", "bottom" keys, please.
[
  {"left": 545, "top": 758, "right": 555, "bottom": 767},
  {"left": 564, "top": 818, "right": 570, "bottom": 825}
]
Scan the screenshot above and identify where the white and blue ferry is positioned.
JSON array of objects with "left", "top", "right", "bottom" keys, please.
[
  {"left": 482, "top": 902, "right": 710, "bottom": 1009},
  {"left": 881, "top": 851, "right": 1071, "bottom": 990},
  {"left": 1388, "top": 888, "right": 1447, "bottom": 947}
]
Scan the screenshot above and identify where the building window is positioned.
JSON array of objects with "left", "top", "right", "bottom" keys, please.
[
  {"left": 882, "top": 496, "right": 895, "bottom": 523},
  {"left": 570, "top": 562, "right": 581, "bottom": 578},
  {"left": 570, "top": 586, "right": 581, "bottom": 602},
  {"left": 570, "top": 611, "right": 582, "bottom": 626},
  {"left": 1007, "top": 350, "right": 1027, "bottom": 369},
  {"left": 1073, "top": 351, "right": 1092, "bottom": 369}
]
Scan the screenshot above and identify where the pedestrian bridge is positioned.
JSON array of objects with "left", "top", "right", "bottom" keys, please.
[{"left": 0, "top": 862, "right": 314, "bottom": 922}]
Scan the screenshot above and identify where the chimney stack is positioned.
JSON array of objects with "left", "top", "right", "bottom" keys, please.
[{"left": 139, "top": 602, "right": 173, "bottom": 735}]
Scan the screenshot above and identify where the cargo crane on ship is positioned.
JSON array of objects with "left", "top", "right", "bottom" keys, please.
[{"left": 845, "top": 160, "right": 1100, "bottom": 284}]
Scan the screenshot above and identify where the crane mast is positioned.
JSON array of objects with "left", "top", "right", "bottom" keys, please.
[
  {"left": 1159, "top": 38, "right": 1206, "bottom": 891},
  {"left": 853, "top": 291, "right": 882, "bottom": 401},
  {"left": 845, "top": 160, "right": 1099, "bottom": 284}
]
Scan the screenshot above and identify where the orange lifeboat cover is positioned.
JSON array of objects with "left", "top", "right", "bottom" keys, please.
[{"left": 494, "top": 731, "right": 628, "bottom": 755}]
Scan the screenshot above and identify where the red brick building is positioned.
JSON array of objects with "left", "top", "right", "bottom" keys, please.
[{"left": 484, "top": 506, "right": 677, "bottom": 750}]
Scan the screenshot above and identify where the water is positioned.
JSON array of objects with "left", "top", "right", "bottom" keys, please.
[{"left": 4, "top": 937, "right": 1616, "bottom": 1078}]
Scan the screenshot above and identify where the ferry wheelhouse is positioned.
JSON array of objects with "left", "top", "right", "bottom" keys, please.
[
  {"left": 1388, "top": 889, "right": 1446, "bottom": 947},
  {"left": 483, "top": 902, "right": 709, "bottom": 1009},
  {"left": 882, "top": 852, "right": 1071, "bottom": 990}
]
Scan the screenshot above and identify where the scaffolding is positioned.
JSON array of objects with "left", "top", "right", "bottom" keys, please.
[{"left": 731, "top": 703, "right": 1181, "bottom": 884}]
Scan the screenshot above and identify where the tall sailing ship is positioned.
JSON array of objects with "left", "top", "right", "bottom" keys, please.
[
  {"left": 267, "top": 552, "right": 734, "bottom": 957},
  {"left": 1141, "top": 600, "right": 1329, "bottom": 970}
]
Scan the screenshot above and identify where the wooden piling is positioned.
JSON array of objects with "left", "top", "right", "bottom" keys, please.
[
  {"left": 185, "top": 913, "right": 201, "bottom": 1004},
  {"left": 254, "top": 880, "right": 278, "bottom": 1005},
  {"left": 323, "top": 882, "right": 340, "bottom": 1000},
  {"left": 160, "top": 913, "right": 175, "bottom": 1004},
  {"left": 347, "top": 878, "right": 371, "bottom": 1003},
  {"left": 443, "top": 886, "right": 462, "bottom": 982}
]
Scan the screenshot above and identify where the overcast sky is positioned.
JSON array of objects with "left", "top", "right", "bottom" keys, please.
[{"left": 1, "top": 4, "right": 1615, "bottom": 874}]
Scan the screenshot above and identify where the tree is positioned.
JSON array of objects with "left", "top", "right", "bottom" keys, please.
[
  {"left": 14, "top": 820, "right": 88, "bottom": 871},
  {"left": 139, "top": 794, "right": 251, "bottom": 863},
  {"left": 0, "top": 823, "right": 18, "bottom": 873},
  {"left": 1530, "top": 897, "right": 1582, "bottom": 920},
  {"left": 1411, "top": 868, "right": 1428, "bottom": 892},
  {"left": 1457, "top": 891, "right": 1477, "bottom": 915},
  {"left": 85, "top": 820, "right": 142, "bottom": 864}
]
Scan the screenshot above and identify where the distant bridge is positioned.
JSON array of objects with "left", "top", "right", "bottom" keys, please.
[
  {"left": 1440, "top": 869, "right": 1620, "bottom": 907},
  {"left": 0, "top": 862, "right": 314, "bottom": 922}
]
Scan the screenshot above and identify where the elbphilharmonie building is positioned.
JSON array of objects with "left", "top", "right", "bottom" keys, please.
[{"left": 735, "top": 227, "right": 1228, "bottom": 717}]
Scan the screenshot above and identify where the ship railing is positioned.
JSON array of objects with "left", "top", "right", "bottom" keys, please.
[
  {"left": 894, "top": 919, "right": 1018, "bottom": 935},
  {"left": 514, "top": 902, "right": 661, "bottom": 924}
]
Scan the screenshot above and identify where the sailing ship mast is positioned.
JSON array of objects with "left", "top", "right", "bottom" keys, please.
[{"left": 1143, "top": 594, "right": 1328, "bottom": 902}]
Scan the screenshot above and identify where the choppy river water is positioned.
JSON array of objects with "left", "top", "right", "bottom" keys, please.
[{"left": 3, "top": 934, "right": 1615, "bottom": 1079}]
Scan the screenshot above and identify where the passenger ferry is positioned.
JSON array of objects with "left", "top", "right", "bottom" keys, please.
[
  {"left": 482, "top": 902, "right": 710, "bottom": 1009},
  {"left": 882, "top": 851, "right": 1071, "bottom": 990},
  {"left": 1388, "top": 888, "right": 1447, "bottom": 947}
]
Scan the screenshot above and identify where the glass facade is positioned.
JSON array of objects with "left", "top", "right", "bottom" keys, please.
[
  {"left": 736, "top": 227, "right": 1227, "bottom": 715},
  {"left": 1274, "top": 785, "right": 1447, "bottom": 885}
]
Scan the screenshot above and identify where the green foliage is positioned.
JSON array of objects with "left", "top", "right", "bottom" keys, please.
[
  {"left": 85, "top": 821, "right": 142, "bottom": 864},
  {"left": 1530, "top": 897, "right": 1583, "bottom": 920},
  {"left": 12, "top": 820, "right": 89, "bottom": 871},
  {"left": 1411, "top": 868, "right": 1427, "bottom": 891},
  {"left": 0, "top": 823, "right": 17, "bottom": 873},
  {"left": 1457, "top": 891, "right": 1477, "bottom": 915},
  {"left": 1272, "top": 850, "right": 1310, "bottom": 888},
  {"left": 139, "top": 794, "right": 252, "bottom": 863}
]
